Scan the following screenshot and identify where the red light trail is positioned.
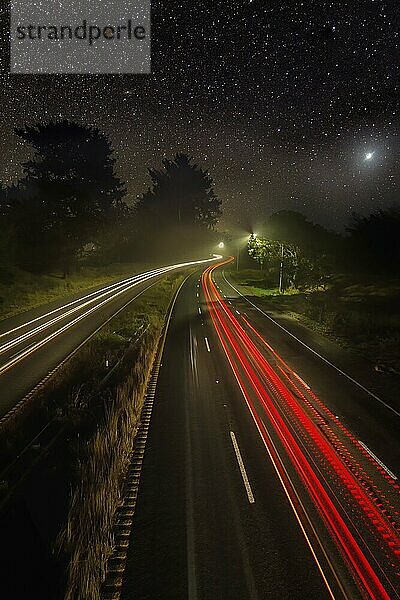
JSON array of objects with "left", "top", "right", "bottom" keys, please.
[{"left": 202, "top": 259, "right": 400, "bottom": 599}]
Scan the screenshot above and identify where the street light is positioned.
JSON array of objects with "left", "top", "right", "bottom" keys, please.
[{"left": 218, "top": 241, "right": 225, "bottom": 249}]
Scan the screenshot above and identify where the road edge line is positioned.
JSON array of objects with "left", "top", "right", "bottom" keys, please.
[
  {"left": 101, "top": 269, "right": 196, "bottom": 600},
  {"left": 221, "top": 272, "right": 400, "bottom": 418}
]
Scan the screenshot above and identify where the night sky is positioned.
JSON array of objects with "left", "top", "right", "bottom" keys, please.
[{"left": 0, "top": 1, "right": 399, "bottom": 230}]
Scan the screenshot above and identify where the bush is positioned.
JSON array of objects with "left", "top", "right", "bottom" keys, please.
[{"left": 0, "top": 266, "right": 15, "bottom": 285}]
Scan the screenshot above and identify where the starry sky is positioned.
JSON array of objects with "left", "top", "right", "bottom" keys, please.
[{"left": 0, "top": 1, "right": 399, "bottom": 230}]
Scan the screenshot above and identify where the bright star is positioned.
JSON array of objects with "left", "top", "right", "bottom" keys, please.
[{"left": 365, "top": 151, "right": 374, "bottom": 160}]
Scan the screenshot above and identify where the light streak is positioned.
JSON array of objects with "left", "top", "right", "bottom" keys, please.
[
  {"left": 202, "top": 260, "right": 399, "bottom": 600},
  {"left": 0, "top": 257, "right": 218, "bottom": 377}
]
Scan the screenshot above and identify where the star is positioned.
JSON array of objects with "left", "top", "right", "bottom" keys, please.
[{"left": 0, "top": 2, "right": 398, "bottom": 230}]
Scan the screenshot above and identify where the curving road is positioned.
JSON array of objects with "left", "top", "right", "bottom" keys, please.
[
  {"left": 122, "top": 258, "right": 400, "bottom": 600},
  {"left": 0, "top": 258, "right": 217, "bottom": 423}
]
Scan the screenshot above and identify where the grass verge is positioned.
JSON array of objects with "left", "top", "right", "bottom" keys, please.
[
  {"left": 228, "top": 268, "right": 400, "bottom": 372},
  {"left": 57, "top": 272, "right": 188, "bottom": 600},
  {"left": 61, "top": 328, "right": 158, "bottom": 600},
  {"left": 0, "top": 262, "right": 153, "bottom": 322},
  {"left": 0, "top": 271, "right": 190, "bottom": 600}
]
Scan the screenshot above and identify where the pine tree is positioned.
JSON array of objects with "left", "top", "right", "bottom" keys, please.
[{"left": 136, "top": 153, "right": 221, "bottom": 229}]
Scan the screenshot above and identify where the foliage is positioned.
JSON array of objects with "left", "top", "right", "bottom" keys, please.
[
  {"left": 267, "top": 210, "right": 339, "bottom": 255},
  {"left": 0, "top": 262, "right": 143, "bottom": 321},
  {"left": 136, "top": 153, "right": 221, "bottom": 228},
  {"left": 134, "top": 153, "right": 222, "bottom": 259},
  {"left": 346, "top": 207, "right": 400, "bottom": 275},
  {"left": 2, "top": 132, "right": 222, "bottom": 272},
  {"left": 248, "top": 234, "right": 280, "bottom": 270},
  {"left": 248, "top": 211, "right": 338, "bottom": 290},
  {"left": 62, "top": 330, "right": 158, "bottom": 600},
  {"left": 8, "top": 121, "right": 126, "bottom": 274}
]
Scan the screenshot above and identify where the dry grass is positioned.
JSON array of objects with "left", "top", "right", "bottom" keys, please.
[
  {"left": 61, "top": 331, "right": 158, "bottom": 600},
  {"left": 0, "top": 271, "right": 187, "bottom": 600},
  {"left": 57, "top": 272, "right": 188, "bottom": 600}
]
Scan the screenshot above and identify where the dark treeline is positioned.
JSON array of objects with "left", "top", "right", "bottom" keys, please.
[
  {"left": 0, "top": 121, "right": 222, "bottom": 277},
  {"left": 346, "top": 208, "right": 400, "bottom": 275},
  {"left": 1, "top": 119, "right": 398, "bottom": 283},
  {"left": 247, "top": 208, "right": 400, "bottom": 291}
]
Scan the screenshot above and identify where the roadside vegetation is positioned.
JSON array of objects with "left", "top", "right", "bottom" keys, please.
[
  {"left": 0, "top": 122, "right": 221, "bottom": 288},
  {"left": 228, "top": 209, "right": 400, "bottom": 372},
  {"left": 0, "top": 272, "right": 188, "bottom": 600},
  {"left": 0, "top": 122, "right": 221, "bottom": 321},
  {"left": 0, "top": 262, "right": 150, "bottom": 322},
  {"left": 229, "top": 269, "right": 400, "bottom": 371},
  {"left": 61, "top": 326, "right": 158, "bottom": 600}
]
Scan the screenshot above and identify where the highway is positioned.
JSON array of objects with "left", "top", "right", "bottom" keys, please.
[
  {"left": 0, "top": 258, "right": 217, "bottom": 424},
  {"left": 121, "top": 258, "right": 400, "bottom": 599}
]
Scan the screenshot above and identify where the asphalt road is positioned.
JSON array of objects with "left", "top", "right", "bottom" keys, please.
[
  {"left": 121, "top": 260, "right": 399, "bottom": 599},
  {"left": 215, "top": 267, "right": 400, "bottom": 474},
  {"left": 122, "top": 270, "right": 336, "bottom": 599},
  {"left": 0, "top": 259, "right": 216, "bottom": 422}
]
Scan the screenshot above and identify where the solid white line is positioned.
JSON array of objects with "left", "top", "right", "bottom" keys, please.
[
  {"left": 358, "top": 440, "right": 397, "bottom": 480},
  {"left": 204, "top": 337, "right": 211, "bottom": 352},
  {"left": 230, "top": 431, "right": 255, "bottom": 504},
  {"left": 222, "top": 272, "right": 400, "bottom": 418}
]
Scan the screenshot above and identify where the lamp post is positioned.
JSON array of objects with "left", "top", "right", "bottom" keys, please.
[{"left": 278, "top": 243, "right": 284, "bottom": 293}]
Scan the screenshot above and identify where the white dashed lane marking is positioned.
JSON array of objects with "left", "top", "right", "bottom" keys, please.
[{"left": 230, "top": 431, "right": 255, "bottom": 504}]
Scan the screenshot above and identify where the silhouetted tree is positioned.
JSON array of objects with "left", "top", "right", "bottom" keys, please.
[
  {"left": 137, "top": 153, "right": 221, "bottom": 228},
  {"left": 11, "top": 121, "right": 126, "bottom": 274},
  {"left": 266, "top": 210, "right": 340, "bottom": 255},
  {"left": 134, "top": 154, "right": 221, "bottom": 259},
  {"left": 0, "top": 184, "right": 14, "bottom": 266},
  {"left": 347, "top": 208, "right": 400, "bottom": 275}
]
